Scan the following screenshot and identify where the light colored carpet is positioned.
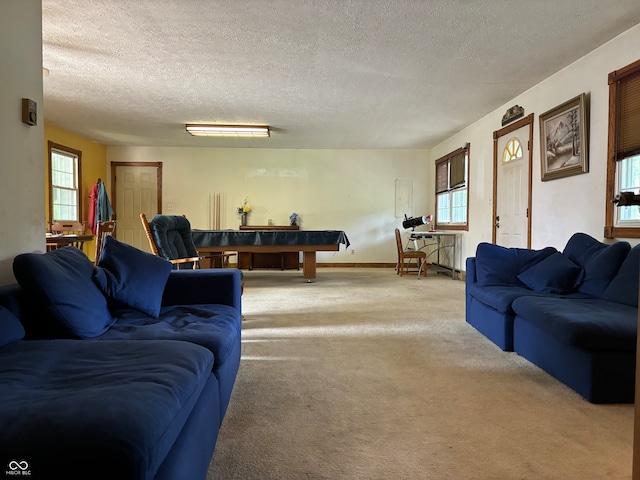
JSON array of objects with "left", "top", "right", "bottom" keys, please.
[{"left": 208, "top": 268, "right": 633, "bottom": 480}]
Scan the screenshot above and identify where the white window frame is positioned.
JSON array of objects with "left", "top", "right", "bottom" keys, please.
[
  {"left": 48, "top": 142, "right": 82, "bottom": 223},
  {"left": 614, "top": 154, "right": 640, "bottom": 227}
]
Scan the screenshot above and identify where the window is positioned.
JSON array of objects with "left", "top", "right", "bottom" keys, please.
[
  {"left": 605, "top": 58, "right": 640, "bottom": 238},
  {"left": 502, "top": 138, "right": 523, "bottom": 163},
  {"left": 48, "top": 142, "right": 82, "bottom": 222},
  {"left": 435, "top": 144, "right": 469, "bottom": 230}
]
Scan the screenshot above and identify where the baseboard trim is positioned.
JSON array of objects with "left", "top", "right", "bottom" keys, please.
[{"left": 228, "top": 262, "right": 465, "bottom": 278}]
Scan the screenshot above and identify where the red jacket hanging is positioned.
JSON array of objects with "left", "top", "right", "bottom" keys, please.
[{"left": 88, "top": 181, "right": 99, "bottom": 235}]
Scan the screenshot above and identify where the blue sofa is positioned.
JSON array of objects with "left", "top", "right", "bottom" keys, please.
[
  {"left": 0, "top": 237, "right": 242, "bottom": 479},
  {"left": 466, "top": 233, "right": 638, "bottom": 403}
]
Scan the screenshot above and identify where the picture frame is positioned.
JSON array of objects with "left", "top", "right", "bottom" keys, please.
[{"left": 539, "top": 93, "right": 588, "bottom": 181}]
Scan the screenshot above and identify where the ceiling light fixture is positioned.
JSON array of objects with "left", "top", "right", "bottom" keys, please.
[{"left": 185, "top": 124, "right": 270, "bottom": 138}]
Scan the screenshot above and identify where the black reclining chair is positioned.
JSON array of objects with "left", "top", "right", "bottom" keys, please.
[{"left": 140, "top": 213, "right": 234, "bottom": 269}]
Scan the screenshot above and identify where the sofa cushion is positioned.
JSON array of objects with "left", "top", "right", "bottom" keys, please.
[
  {"left": 0, "top": 338, "right": 213, "bottom": 480},
  {"left": 562, "top": 233, "right": 631, "bottom": 297},
  {"left": 467, "top": 283, "right": 541, "bottom": 314},
  {"left": 0, "top": 304, "right": 24, "bottom": 348},
  {"left": 511, "top": 296, "right": 637, "bottom": 350},
  {"left": 101, "top": 303, "right": 241, "bottom": 371},
  {"left": 516, "top": 252, "right": 584, "bottom": 294},
  {"left": 601, "top": 244, "right": 640, "bottom": 307},
  {"left": 562, "top": 232, "right": 607, "bottom": 265},
  {"left": 13, "top": 247, "right": 114, "bottom": 338},
  {"left": 93, "top": 236, "right": 172, "bottom": 318},
  {"left": 475, "top": 243, "right": 557, "bottom": 287}
]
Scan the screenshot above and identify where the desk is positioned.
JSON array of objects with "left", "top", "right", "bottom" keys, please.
[
  {"left": 408, "top": 231, "right": 459, "bottom": 279},
  {"left": 192, "top": 230, "right": 350, "bottom": 282},
  {"left": 46, "top": 234, "right": 94, "bottom": 251}
]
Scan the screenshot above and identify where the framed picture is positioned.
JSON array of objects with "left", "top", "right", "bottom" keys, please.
[{"left": 539, "top": 93, "right": 589, "bottom": 181}]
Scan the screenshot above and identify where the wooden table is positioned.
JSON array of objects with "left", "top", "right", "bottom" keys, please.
[
  {"left": 46, "top": 234, "right": 94, "bottom": 251},
  {"left": 192, "top": 230, "right": 350, "bottom": 282}
]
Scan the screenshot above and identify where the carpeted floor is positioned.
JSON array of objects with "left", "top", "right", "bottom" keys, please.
[{"left": 208, "top": 268, "right": 633, "bottom": 480}]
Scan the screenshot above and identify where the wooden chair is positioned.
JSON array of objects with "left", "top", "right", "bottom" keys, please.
[
  {"left": 395, "top": 228, "right": 427, "bottom": 277},
  {"left": 140, "top": 213, "right": 235, "bottom": 269},
  {"left": 49, "top": 221, "right": 89, "bottom": 251},
  {"left": 94, "top": 220, "right": 116, "bottom": 265}
]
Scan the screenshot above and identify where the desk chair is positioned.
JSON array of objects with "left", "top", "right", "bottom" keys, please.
[
  {"left": 395, "top": 228, "right": 427, "bottom": 277},
  {"left": 140, "top": 213, "right": 235, "bottom": 269},
  {"left": 49, "top": 221, "right": 89, "bottom": 251},
  {"left": 94, "top": 221, "right": 116, "bottom": 265}
]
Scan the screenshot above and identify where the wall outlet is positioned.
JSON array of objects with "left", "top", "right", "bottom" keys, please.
[
  {"left": 350, "top": 249, "right": 355, "bottom": 255},
  {"left": 167, "top": 203, "right": 174, "bottom": 210}
]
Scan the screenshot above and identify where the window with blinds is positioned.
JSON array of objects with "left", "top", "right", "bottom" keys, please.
[
  {"left": 605, "top": 58, "right": 640, "bottom": 238},
  {"left": 435, "top": 145, "right": 469, "bottom": 229}
]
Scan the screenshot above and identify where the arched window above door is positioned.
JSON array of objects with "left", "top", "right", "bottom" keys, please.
[{"left": 502, "top": 138, "right": 523, "bottom": 163}]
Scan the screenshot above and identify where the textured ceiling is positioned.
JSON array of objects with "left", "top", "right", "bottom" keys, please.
[{"left": 42, "top": 0, "right": 640, "bottom": 149}]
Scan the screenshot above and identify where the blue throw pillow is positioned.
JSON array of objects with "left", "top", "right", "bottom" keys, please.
[
  {"left": 577, "top": 241, "right": 630, "bottom": 297},
  {"left": 0, "top": 304, "right": 25, "bottom": 348},
  {"left": 93, "top": 236, "right": 172, "bottom": 317},
  {"left": 601, "top": 244, "right": 640, "bottom": 307},
  {"left": 13, "top": 247, "right": 115, "bottom": 338},
  {"left": 563, "top": 233, "right": 606, "bottom": 267},
  {"left": 517, "top": 252, "right": 584, "bottom": 294},
  {"left": 475, "top": 243, "right": 557, "bottom": 287}
]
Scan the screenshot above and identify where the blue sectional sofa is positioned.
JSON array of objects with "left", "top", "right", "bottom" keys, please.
[
  {"left": 466, "top": 233, "right": 638, "bottom": 403},
  {"left": 0, "top": 236, "right": 242, "bottom": 479}
]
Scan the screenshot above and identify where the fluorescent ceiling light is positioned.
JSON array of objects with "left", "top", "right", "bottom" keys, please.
[{"left": 185, "top": 124, "right": 270, "bottom": 137}]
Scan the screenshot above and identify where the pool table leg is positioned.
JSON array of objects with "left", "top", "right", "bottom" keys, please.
[{"left": 302, "top": 251, "right": 316, "bottom": 282}]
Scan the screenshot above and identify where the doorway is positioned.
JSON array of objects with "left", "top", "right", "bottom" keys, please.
[
  {"left": 492, "top": 114, "right": 533, "bottom": 248},
  {"left": 111, "top": 162, "right": 162, "bottom": 252}
]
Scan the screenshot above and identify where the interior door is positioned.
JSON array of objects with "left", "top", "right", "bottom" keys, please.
[
  {"left": 493, "top": 114, "right": 533, "bottom": 248},
  {"left": 112, "top": 163, "right": 161, "bottom": 252}
]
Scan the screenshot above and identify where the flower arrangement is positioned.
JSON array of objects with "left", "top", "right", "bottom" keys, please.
[
  {"left": 237, "top": 197, "right": 251, "bottom": 226},
  {"left": 289, "top": 212, "right": 299, "bottom": 226},
  {"left": 237, "top": 197, "right": 251, "bottom": 215}
]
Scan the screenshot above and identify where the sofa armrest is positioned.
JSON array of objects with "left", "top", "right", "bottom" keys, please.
[
  {"left": 466, "top": 257, "right": 477, "bottom": 286},
  {"left": 161, "top": 268, "right": 242, "bottom": 312}
]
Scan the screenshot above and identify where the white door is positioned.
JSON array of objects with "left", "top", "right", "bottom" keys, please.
[
  {"left": 114, "top": 164, "right": 160, "bottom": 252},
  {"left": 495, "top": 123, "right": 531, "bottom": 248}
]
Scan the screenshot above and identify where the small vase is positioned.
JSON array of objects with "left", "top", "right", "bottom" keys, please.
[{"left": 241, "top": 213, "right": 248, "bottom": 226}]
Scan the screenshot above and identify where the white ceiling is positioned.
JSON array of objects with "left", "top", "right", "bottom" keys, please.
[{"left": 42, "top": 0, "right": 640, "bottom": 149}]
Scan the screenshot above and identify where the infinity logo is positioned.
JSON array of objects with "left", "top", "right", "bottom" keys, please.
[{"left": 8, "top": 460, "right": 28, "bottom": 471}]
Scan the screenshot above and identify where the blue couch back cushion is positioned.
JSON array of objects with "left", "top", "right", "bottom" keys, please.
[
  {"left": 601, "top": 244, "right": 640, "bottom": 307},
  {"left": 13, "top": 247, "right": 114, "bottom": 338},
  {"left": 0, "top": 304, "right": 25, "bottom": 348},
  {"left": 563, "top": 233, "right": 630, "bottom": 297},
  {"left": 93, "top": 236, "right": 172, "bottom": 318},
  {"left": 475, "top": 243, "right": 557, "bottom": 287},
  {"left": 516, "top": 251, "right": 584, "bottom": 294}
]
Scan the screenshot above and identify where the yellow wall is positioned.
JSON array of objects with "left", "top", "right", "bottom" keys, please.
[{"left": 44, "top": 123, "right": 107, "bottom": 260}]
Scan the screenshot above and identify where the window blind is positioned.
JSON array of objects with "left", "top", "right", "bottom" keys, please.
[
  {"left": 449, "top": 151, "right": 466, "bottom": 188},
  {"left": 435, "top": 146, "right": 467, "bottom": 193},
  {"left": 612, "top": 66, "right": 640, "bottom": 161},
  {"left": 435, "top": 160, "right": 448, "bottom": 194}
]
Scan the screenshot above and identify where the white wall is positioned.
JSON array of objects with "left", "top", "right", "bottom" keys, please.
[
  {"left": 107, "top": 147, "right": 430, "bottom": 263},
  {"left": 431, "top": 23, "right": 640, "bottom": 263},
  {"left": 0, "top": 1, "right": 44, "bottom": 285}
]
